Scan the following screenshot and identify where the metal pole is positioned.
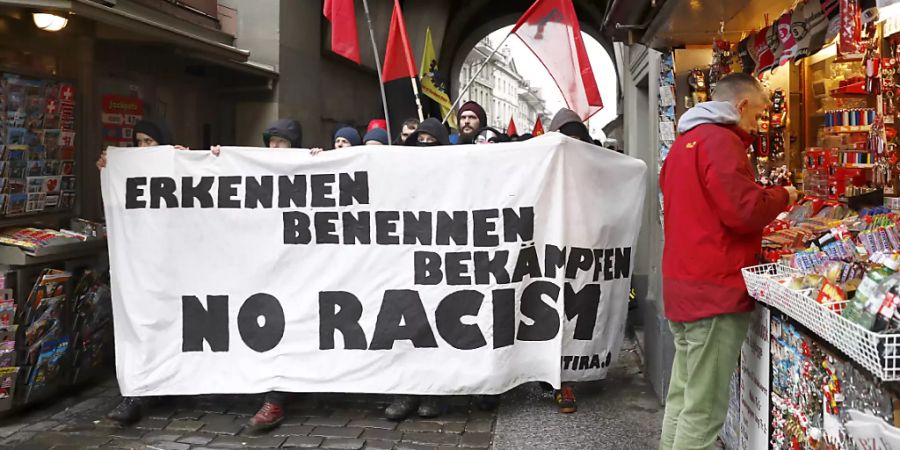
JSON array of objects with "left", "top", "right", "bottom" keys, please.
[
  {"left": 442, "top": 32, "right": 511, "bottom": 124},
  {"left": 361, "top": 0, "right": 393, "bottom": 144},
  {"left": 410, "top": 78, "right": 424, "bottom": 122}
]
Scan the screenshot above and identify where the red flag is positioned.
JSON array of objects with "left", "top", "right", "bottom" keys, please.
[
  {"left": 532, "top": 119, "right": 545, "bottom": 136},
  {"left": 382, "top": 0, "right": 417, "bottom": 82},
  {"left": 323, "top": 0, "right": 361, "bottom": 64},
  {"left": 381, "top": 0, "right": 419, "bottom": 138},
  {"left": 507, "top": 117, "right": 518, "bottom": 135},
  {"left": 512, "top": 0, "right": 602, "bottom": 120}
]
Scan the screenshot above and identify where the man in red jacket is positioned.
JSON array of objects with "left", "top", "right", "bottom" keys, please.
[{"left": 658, "top": 73, "right": 798, "bottom": 450}]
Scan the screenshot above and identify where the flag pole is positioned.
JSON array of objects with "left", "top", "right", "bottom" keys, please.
[
  {"left": 442, "top": 32, "right": 512, "bottom": 125},
  {"left": 361, "top": 0, "right": 393, "bottom": 144}
]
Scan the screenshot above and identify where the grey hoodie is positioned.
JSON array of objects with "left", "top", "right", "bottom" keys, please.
[{"left": 676, "top": 101, "right": 740, "bottom": 134}]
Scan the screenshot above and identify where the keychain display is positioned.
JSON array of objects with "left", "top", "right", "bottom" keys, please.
[
  {"left": 769, "top": 314, "right": 895, "bottom": 450},
  {"left": 709, "top": 39, "right": 733, "bottom": 88}
]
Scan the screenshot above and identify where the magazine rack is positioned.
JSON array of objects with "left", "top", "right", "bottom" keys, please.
[{"left": 0, "top": 239, "right": 106, "bottom": 267}]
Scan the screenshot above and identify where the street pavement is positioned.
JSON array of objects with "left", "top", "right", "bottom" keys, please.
[{"left": 0, "top": 337, "right": 661, "bottom": 449}]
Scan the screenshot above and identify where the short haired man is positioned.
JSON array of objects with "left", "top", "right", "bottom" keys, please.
[
  {"left": 395, "top": 118, "right": 420, "bottom": 144},
  {"left": 456, "top": 101, "right": 487, "bottom": 144},
  {"left": 659, "top": 73, "right": 798, "bottom": 450}
]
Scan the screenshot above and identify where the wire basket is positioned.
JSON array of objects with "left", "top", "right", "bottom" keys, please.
[{"left": 742, "top": 263, "right": 900, "bottom": 382}]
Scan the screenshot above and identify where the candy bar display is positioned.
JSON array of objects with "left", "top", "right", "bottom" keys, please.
[{"left": 0, "top": 72, "right": 77, "bottom": 216}]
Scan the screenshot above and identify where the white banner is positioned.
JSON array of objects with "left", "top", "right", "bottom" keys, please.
[{"left": 101, "top": 134, "right": 646, "bottom": 396}]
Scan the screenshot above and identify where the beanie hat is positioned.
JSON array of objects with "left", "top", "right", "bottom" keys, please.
[
  {"left": 133, "top": 119, "right": 173, "bottom": 146},
  {"left": 363, "top": 127, "right": 389, "bottom": 145},
  {"left": 334, "top": 127, "right": 362, "bottom": 146},
  {"left": 263, "top": 119, "right": 303, "bottom": 148},
  {"left": 367, "top": 119, "right": 387, "bottom": 132},
  {"left": 457, "top": 101, "right": 487, "bottom": 127}
]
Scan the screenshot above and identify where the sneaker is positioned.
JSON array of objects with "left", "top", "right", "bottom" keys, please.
[
  {"left": 474, "top": 395, "right": 500, "bottom": 411},
  {"left": 417, "top": 396, "right": 445, "bottom": 418},
  {"left": 385, "top": 395, "right": 419, "bottom": 420},
  {"left": 555, "top": 385, "right": 577, "bottom": 414},
  {"left": 246, "top": 402, "right": 284, "bottom": 433},
  {"left": 106, "top": 397, "right": 143, "bottom": 425}
]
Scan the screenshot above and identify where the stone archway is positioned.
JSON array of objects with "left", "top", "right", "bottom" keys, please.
[{"left": 437, "top": 1, "right": 619, "bottom": 104}]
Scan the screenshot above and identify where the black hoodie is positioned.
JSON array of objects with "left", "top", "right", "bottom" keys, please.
[
  {"left": 133, "top": 119, "right": 174, "bottom": 146},
  {"left": 404, "top": 118, "right": 450, "bottom": 146},
  {"left": 263, "top": 119, "right": 303, "bottom": 148}
]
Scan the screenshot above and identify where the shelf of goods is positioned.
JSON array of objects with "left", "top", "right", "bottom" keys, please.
[{"left": 743, "top": 263, "right": 900, "bottom": 382}]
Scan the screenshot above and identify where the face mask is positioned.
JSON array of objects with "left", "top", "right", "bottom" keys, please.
[{"left": 416, "top": 141, "right": 440, "bottom": 147}]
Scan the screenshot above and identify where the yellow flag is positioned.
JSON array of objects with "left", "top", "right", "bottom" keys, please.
[{"left": 419, "top": 27, "right": 456, "bottom": 128}]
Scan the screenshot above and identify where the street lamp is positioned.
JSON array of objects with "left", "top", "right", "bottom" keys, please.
[{"left": 32, "top": 13, "right": 68, "bottom": 32}]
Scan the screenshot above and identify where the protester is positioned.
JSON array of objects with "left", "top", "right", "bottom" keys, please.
[
  {"left": 544, "top": 107, "right": 604, "bottom": 413},
  {"left": 403, "top": 117, "right": 450, "bottom": 146},
  {"left": 548, "top": 108, "right": 592, "bottom": 144},
  {"left": 517, "top": 132, "right": 534, "bottom": 141},
  {"left": 98, "top": 118, "right": 186, "bottom": 425},
  {"left": 334, "top": 126, "right": 361, "bottom": 149},
  {"left": 95, "top": 118, "right": 185, "bottom": 169},
  {"left": 363, "top": 127, "right": 389, "bottom": 145},
  {"left": 367, "top": 119, "right": 387, "bottom": 133},
  {"left": 246, "top": 118, "right": 304, "bottom": 432},
  {"left": 658, "top": 73, "right": 798, "bottom": 450},
  {"left": 383, "top": 118, "right": 451, "bottom": 422},
  {"left": 456, "top": 101, "right": 487, "bottom": 144},
  {"left": 394, "top": 117, "right": 420, "bottom": 144},
  {"left": 263, "top": 119, "right": 303, "bottom": 148},
  {"left": 474, "top": 127, "right": 508, "bottom": 144}
]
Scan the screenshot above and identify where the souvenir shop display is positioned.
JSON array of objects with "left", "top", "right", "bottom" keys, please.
[
  {"left": 0, "top": 72, "right": 78, "bottom": 216},
  {"left": 662, "top": 2, "right": 900, "bottom": 448}
]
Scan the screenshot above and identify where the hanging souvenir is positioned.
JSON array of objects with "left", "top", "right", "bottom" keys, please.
[
  {"left": 777, "top": 10, "right": 798, "bottom": 64},
  {"left": 709, "top": 39, "right": 733, "bottom": 87},
  {"left": 838, "top": 0, "right": 865, "bottom": 59},
  {"left": 738, "top": 33, "right": 758, "bottom": 74},
  {"left": 755, "top": 26, "right": 777, "bottom": 75},
  {"left": 686, "top": 69, "right": 708, "bottom": 109},
  {"left": 766, "top": 23, "right": 786, "bottom": 71}
]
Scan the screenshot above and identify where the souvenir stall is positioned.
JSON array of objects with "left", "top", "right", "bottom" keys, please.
[{"left": 654, "top": 0, "right": 900, "bottom": 448}]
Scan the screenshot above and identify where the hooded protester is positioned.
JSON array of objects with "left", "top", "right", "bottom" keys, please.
[
  {"left": 456, "top": 101, "right": 487, "bottom": 144},
  {"left": 132, "top": 119, "right": 174, "bottom": 147},
  {"left": 97, "top": 118, "right": 183, "bottom": 169},
  {"left": 404, "top": 117, "right": 450, "bottom": 147},
  {"left": 263, "top": 119, "right": 303, "bottom": 148},
  {"left": 548, "top": 108, "right": 592, "bottom": 143},
  {"left": 363, "top": 128, "right": 389, "bottom": 145},
  {"left": 473, "top": 126, "right": 508, "bottom": 144},
  {"left": 334, "top": 127, "right": 362, "bottom": 148}
]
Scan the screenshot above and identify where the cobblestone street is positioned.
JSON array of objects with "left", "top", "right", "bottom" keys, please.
[{"left": 0, "top": 337, "right": 661, "bottom": 449}]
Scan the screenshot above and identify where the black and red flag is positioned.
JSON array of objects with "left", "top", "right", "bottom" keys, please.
[{"left": 382, "top": 0, "right": 420, "bottom": 139}]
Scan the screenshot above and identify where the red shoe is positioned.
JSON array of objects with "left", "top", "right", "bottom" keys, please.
[
  {"left": 247, "top": 402, "right": 284, "bottom": 433},
  {"left": 555, "top": 385, "right": 577, "bottom": 414}
]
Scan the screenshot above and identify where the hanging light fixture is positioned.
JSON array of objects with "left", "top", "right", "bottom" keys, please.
[{"left": 32, "top": 13, "right": 68, "bottom": 32}]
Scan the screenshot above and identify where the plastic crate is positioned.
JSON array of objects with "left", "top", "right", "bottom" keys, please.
[{"left": 742, "top": 263, "right": 900, "bottom": 382}]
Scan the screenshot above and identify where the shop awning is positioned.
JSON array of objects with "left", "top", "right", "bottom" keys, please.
[{"left": 0, "top": 0, "right": 277, "bottom": 79}]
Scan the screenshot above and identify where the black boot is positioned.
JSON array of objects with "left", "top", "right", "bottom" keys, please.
[
  {"left": 417, "top": 396, "right": 445, "bottom": 418},
  {"left": 385, "top": 395, "right": 419, "bottom": 420},
  {"left": 106, "top": 397, "right": 143, "bottom": 425},
  {"left": 474, "top": 395, "right": 500, "bottom": 411}
]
